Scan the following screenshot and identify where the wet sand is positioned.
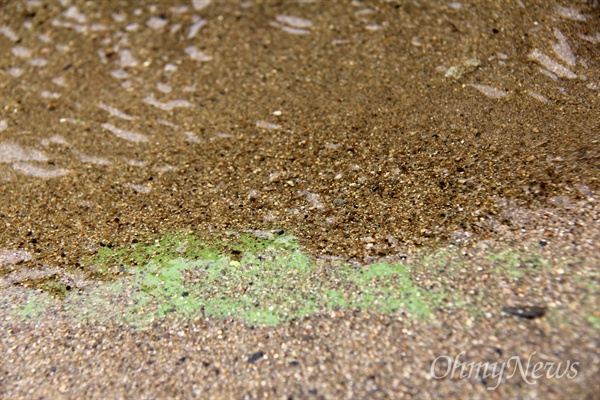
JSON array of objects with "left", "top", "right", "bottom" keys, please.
[{"left": 0, "top": 0, "right": 598, "bottom": 398}]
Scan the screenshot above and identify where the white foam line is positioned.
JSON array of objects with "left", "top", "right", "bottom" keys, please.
[
  {"left": 147, "top": 17, "right": 168, "bottom": 30},
  {"left": 256, "top": 120, "right": 281, "bottom": 130},
  {"left": 281, "top": 26, "right": 310, "bottom": 35},
  {"left": 0, "top": 143, "right": 48, "bottom": 163},
  {"left": 123, "top": 159, "right": 147, "bottom": 167},
  {"left": 555, "top": 6, "right": 589, "bottom": 21},
  {"left": 537, "top": 67, "right": 558, "bottom": 81},
  {"left": 77, "top": 153, "right": 112, "bottom": 165},
  {"left": 528, "top": 49, "right": 577, "bottom": 79},
  {"left": 188, "top": 18, "right": 206, "bottom": 39},
  {"left": 9, "top": 67, "right": 24, "bottom": 77},
  {"left": 469, "top": 84, "right": 508, "bottom": 99},
  {"left": 12, "top": 46, "right": 31, "bottom": 58},
  {"left": 12, "top": 162, "right": 70, "bottom": 178},
  {"left": 158, "top": 119, "right": 177, "bottom": 128},
  {"left": 30, "top": 58, "right": 48, "bottom": 67},
  {"left": 275, "top": 15, "right": 313, "bottom": 28},
  {"left": 52, "top": 76, "right": 66, "bottom": 87},
  {"left": 552, "top": 29, "right": 576, "bottom": 67},
  {"left": 0, "top": 25, "right": 18, "bottom": 42},
  {"left": 101, "top": 123, "right": 148, "bottom": 142},
  {"left": 185, "top": 46, "right": 212, "bottom": 62},
  {"left": 527, "top": 91, "right": 549, "bottom": 103},
  {"left": 185, "top": 131, "right": 202, "bottom": 143},
  {"left": 157, "top": 82, "right": 172, "bottom": 93},
  {"left": 143, "top": 94, "right": 193, "bottom": 111},
  {"left": 124, "top": 183, "right": 152, "bottom": 193},
  {"left": 40, "top": 135, "right": 68, "bottom": 146},
  {"left": 51, "top": 19, "right": 88, "bottom": 33},
  {"left": 40, "top": 91, "right": 61, "bottom": 99},
  {"left": 119, "top": 49, "right": 138, "bottom": 68},
  {"left": 192, "top": 0, "right": 211, "bottom": 11},
  {"left": 98, "top": 102, "right": 135, "bottom": 120},
  {"left": 63, "top": 6, "right": 87, "bottom": 24},
  {"left": 578, "top": 32, "right": 599, "bottom": 44}
]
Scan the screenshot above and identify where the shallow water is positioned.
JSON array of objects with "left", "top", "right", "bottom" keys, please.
[
  {"left": 0, "top": 2, "right": 598, "bottom": 398},
  {"left": 0, "top": 0, "right": 598, "bottom": 269}
]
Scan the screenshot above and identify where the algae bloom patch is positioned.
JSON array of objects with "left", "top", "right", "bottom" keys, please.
[
  {"left": 7, "top": 232, "right": 442, "bottom": 327},
  {"left": 97, "top": 232, "right": 439, "bottom": 326}
]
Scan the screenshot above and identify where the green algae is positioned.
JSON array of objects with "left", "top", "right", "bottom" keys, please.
[
  {"left": 11, "top": 232, "right": 593, "bottom": 329},
  {"left": 8, "top": 231, "right": 442, "bottom": 327},
  {"left": 99, "top": 232, "right": 439, "bottom": 326},
  {"left": 16, "top": 292, "right": 54, "bottom": 320}
]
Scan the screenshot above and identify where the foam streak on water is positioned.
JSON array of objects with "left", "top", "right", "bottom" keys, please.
[
  {"left": 555, "top": 6, "right": 589, "bottom": 21},
  {"left": 119, "top": 50, "right": 138, "bottom": 68},
  {"left": 552, "top": 29, "right": 576, "bottom": 67},
  {"left": 52, "top": 19, "right": 87, "bottom": 34},
  {"left": 0, "top": 25, "right": 18, "bottom": 42},
  {"left": 0, "top": 143, "right": 48, "bottom": 163},
  {"left": 192, "top": 0, "right": 211, "bottom": 11},
  {"left": 528, "top": 49, "right": 577, "bottom": 79},
  {"left": 188, "top": 17, "right": 206, "bottom": 39},
  {"left": 143, "top": 94, "right": 193, "bottom": 111},
  {"left": 101, "top": 123, "right": 149, "bottom": 143},
  {"left": 256, "top": 120, "right": 281, "bottom": 130},
  {"left": 40, "top": 91, "right": 60, "bottom": 99},
  {"left": 0, "top": 0, "right": 595, "bottom": 212},
  {"left": 185, "top": 132, "right": 203, "bottom": 143},
  {"left": 185, "top": 46, "right": 212, "bottom": 61},
  {"left": 280, "top": 26, "right": 311, "bottom": 35},
  {"left": 469, "top": 84, "right": 508, "bottom": 99},
  {"left": 275, "top": 15, "right": 313, "bottom": 29},
  {"left": 98, "top": 102, "right": 135, "bottom": 120},
  {"left": 12, "top": 46, "right": 31, "bottom": 58},
  {"left": 12, "top": 162, "right": 70, "bottom": 178},
  {"left": 63, "top": 6, "right": 87, "bottom": 24},
  {"left": 147, "top": 17, "right": 168, "bottom": 30},
  {"left": 527, "top": 91, "right": 549, "bottom": 103},
  {"left": 77, "top": 153, "right": 112, "bottom": 166},
  {"left": 124, "top": 183, "right": 152, "bottom": 193},
  {"left": 9, "top": 67, "right": 24, "bottom": 77}
]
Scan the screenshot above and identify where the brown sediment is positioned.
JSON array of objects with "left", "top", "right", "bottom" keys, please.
[{"left": 0, "top": 0, "right": 598, "bottom": 398}]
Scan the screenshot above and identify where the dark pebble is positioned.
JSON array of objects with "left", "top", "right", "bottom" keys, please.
[
  {"left": 501, "top": 306, "right": 546, "bottom": 319},
  {"left": 176, "top": 356, "right": 188, "bottom": 366},
  {"left": 247, "top": 351, "right": 264, "bottom": 364}
]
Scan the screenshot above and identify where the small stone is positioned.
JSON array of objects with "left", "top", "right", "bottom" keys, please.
[
  {"left": 247, "top": 351, "right": 264, "bottom": 364},
  {"left": 501, "top": 306, "right": 546, "bottom": 319}
]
